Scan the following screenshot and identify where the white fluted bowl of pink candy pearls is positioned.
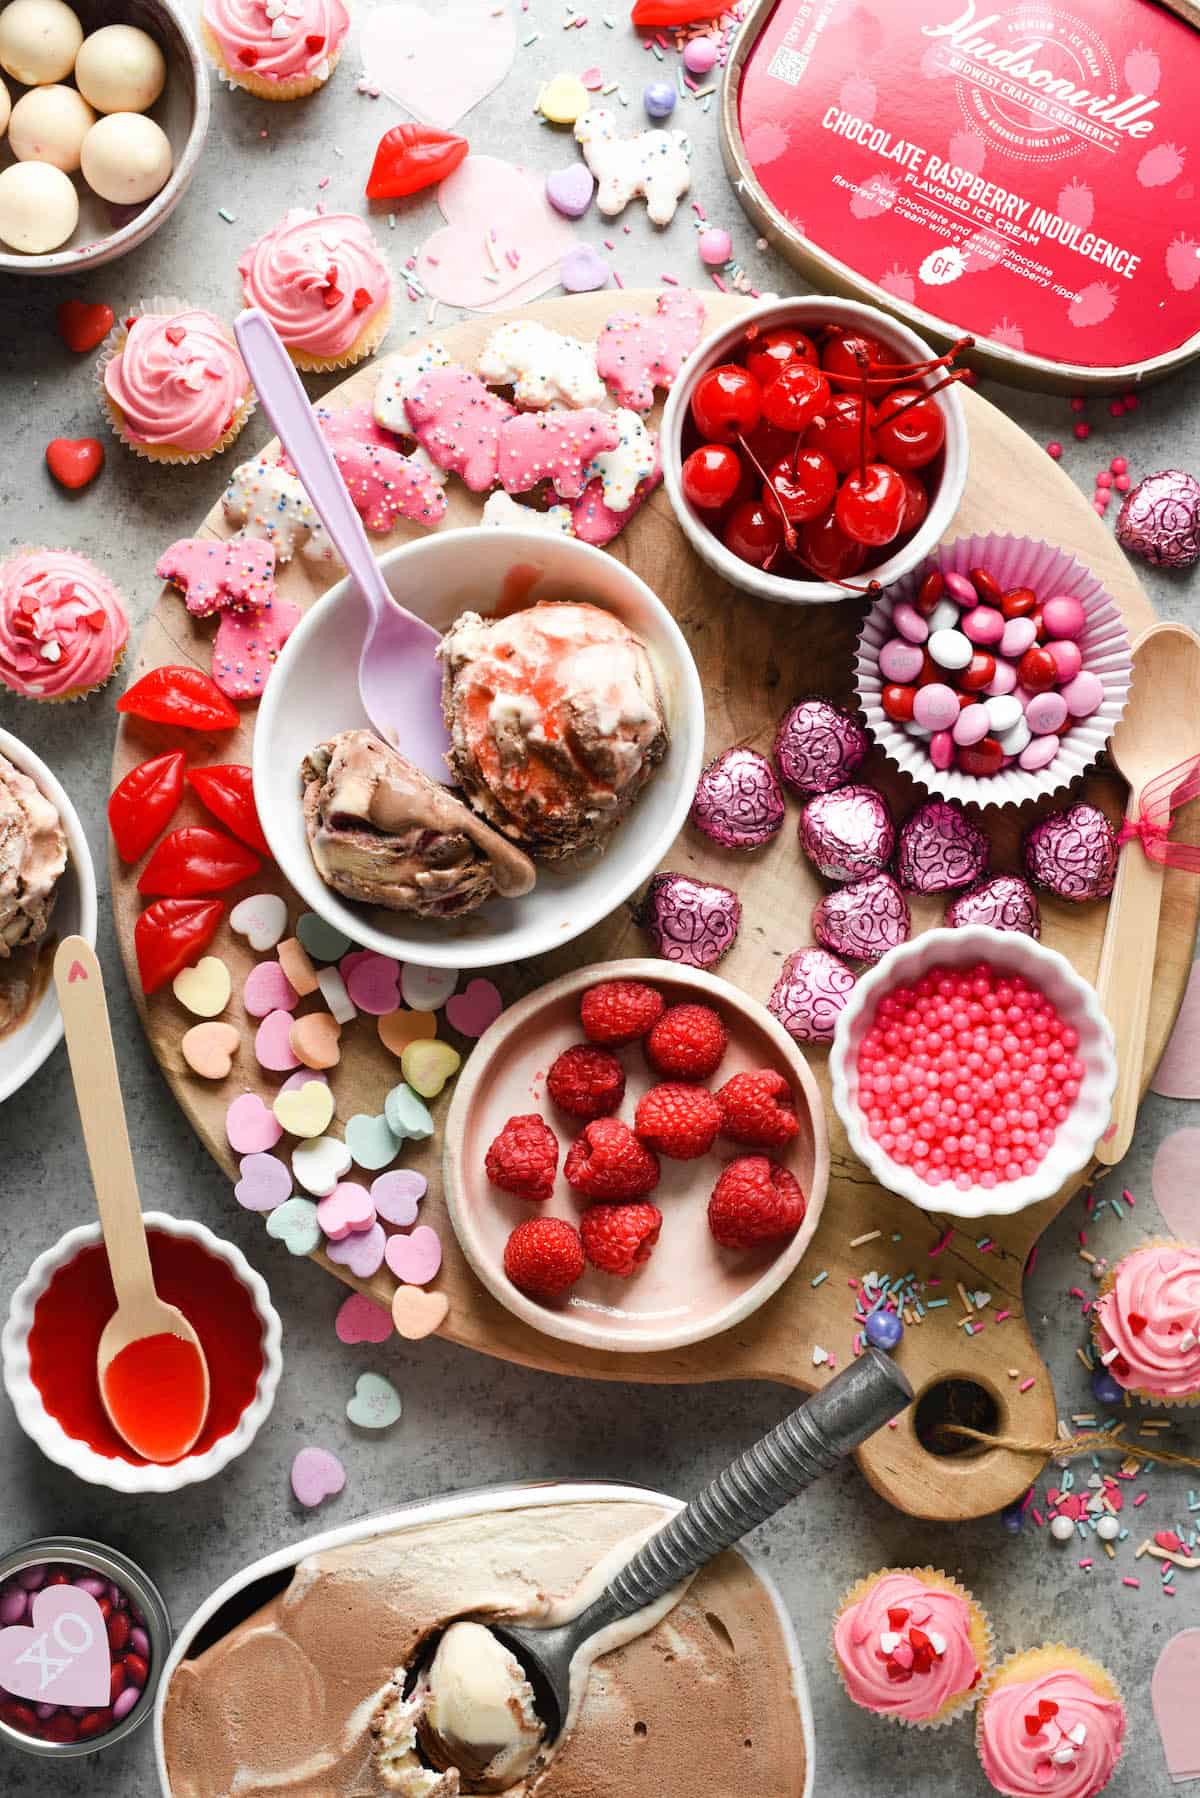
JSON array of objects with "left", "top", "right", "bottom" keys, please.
[
  {"left": 856, "top": 535, "right": 1132, "bottom": 809},
  {"left": 829, "top": 926, "right": 1116, "bottom": 1221}
]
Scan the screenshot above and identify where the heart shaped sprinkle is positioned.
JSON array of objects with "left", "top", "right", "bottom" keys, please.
[
  {"left": 172, "top": 955, "right": 231, "bottom": 1018},
  {"left": 296, "top": 912, "right": 352, "bottom": 962},
  {"left": 292, "top": 1134, "right": 352, "bottom": 1197},
  {"left": 274, "top": 1080, "right": 335, "bottom": 1139},
  {"left": 244, "top": 961, "right": 299, "bottom": 1018},
  {"left": 384, "top": 1081, "right": 435, "bottom": 1141},
  {"left": 290, "top": 1012, "right": 342, "bottom": 1070},
  {"left": 230, "top": 893, "right": 288, "bottom": 953},
  {"left": 335, "top": 1292, "right": 393, "bottom": 1344},
  {"left": 326, "top": 1220, "right": 386, "bottom": 1278},
  {"left": 400, "top": 1037, "right": 461, "bottom": 1098},
  {"left": 346, "top": 1371, "right": 402, "bottom": 1431},
  {"left": 226, "top": 1092, "right": 284, "bottom": 1154},
  {"left": 266, "top": 1196, "right": 322, "bottom": 1255},
  {"left": 371, "top": 1167, "right": 427, "bottom": 1226},
  {"left": 391, "top": 1283, "right": 449, "bottom": 1341},
  {"left": 341, "top": 949, "right": 402, "bottom": 1015},
  {"left": 444, "top": 977, "right": 503, "bottom": 1039},
  {"left": 560, "top": 244, "right": 610, "bottom": 294},
  {"left": 181, "top": 1020, "right": 241, "bottom": 1080},
  {"left": 378, "top": 1008, "right": 438, "bottom": 1056},
  {"left": 256, "top": 1008, "right": 302, "bottom": 1072},
  {"left": 317, "top": 1181, "right": 376, "bottom": 1241},
  {"left": 234, "top": 1151, "right": 293, "bottom": 1213},
  {"left": 384, "top": 1223, "right": 442, "bottom": 1287},
  {"left": 401, "top": 962, "right": 459, "bottom": 1013},
  {"left": 290, "top": 1446, "right": 345, "bottom": 1507}
]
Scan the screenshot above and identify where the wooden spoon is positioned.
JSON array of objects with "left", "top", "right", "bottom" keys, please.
[
  {"left": 1093, "top": 622, "right": 1200, "bottom": 1166},
  {"left": 53, "top": 936, "right": 211, "bottom": 1463}
]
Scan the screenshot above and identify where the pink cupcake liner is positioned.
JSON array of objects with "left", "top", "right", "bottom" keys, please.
[{"left": 856, "top": 534, "right": 1132, "bottom": 812}]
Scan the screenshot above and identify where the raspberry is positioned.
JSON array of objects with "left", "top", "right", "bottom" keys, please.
[
  {"left": 707, "top": 1156, "right": 806, "bottom": 1250},
  {"left": 581, "top": 1201, "right": 662, "bottom": 1276},
  {"left": 564, "top": 1118, "right": 660, "bottom": 1200},
  {"left": 645, "top": 1002, "right": 728, "bottom": 1079},
  {"left": 634, "top": 1082, "right": 722, "bottom": 1160},
  {"left": 503, "top": 1217, "right": 585, "bottom": 1298},
  {"left": 547, "top": 1043, "right": 626, "bottom": 1120},
  {"left": 717, "top": 1069, "right": 800, "bottom": 1149},
  {"left": 485, "top": 1114, "right": 559, "bottom": 1202},
  {"left": 580, "top": 978, "right": 665, "bottom": 1045}
]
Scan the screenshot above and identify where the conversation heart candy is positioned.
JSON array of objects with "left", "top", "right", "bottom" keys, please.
[
  {"left": 266, "top": 1196, "right": 322, "bottom": 1255},
  {"left": 316, "top": 965, "right": 357, "bottom": 1024},
  {"left": 400, "top": 1038, "right": 461, "bottom": 1098},
  {"left": 296, "top": 912, "right": 353, "bottom": 962},
  {"left": 234, "top": 1151, "right": 293, "bottom": 1213},
  {"left": 292, "top": 1134, "right": 353, "bottom": 1197},
  {"left": 445, "top": 977, "right": 503, "bottom": 1038},
  {"left": 384, "top": 1082, "right": 435, "bottom": 1141},
  {"left": 392, "top": 1284, "right": 449, "bottom": 1340},
  {"left": 346, "top": 1372, "right": 402, "bottom": 1430},
  {"left": 226, "top": 1092, "right": 283, "bottom": 1154},
  {"left": 290, "top": 1446, "right": 345, "bottom": 1508},
  {"left": 256, "top": 1008, "right": 302, "bottom": 1072},
  {"left": 244, "top": 961, "right": 299, "bottom": 1018},
  {"left": 325, "top": 1220, "right": 387, "bottom": 1278},
  {"left": 539, "top": 70, "right": 589, "bottom": 123},
  {"left": 341, "top": 949, "right": 401, "bottom": 1015},
  {"left": 384, "top": 1224, "right": 443, "bottom": 1287},
  {"left": 345, "top": 1112, "right": 401, "bottom": 1171},
  {"left": 290, "top": 1012, "right": 341, "bottom": 1070},
  {"left": 378, "top": 1009, "right": 438, "bottom": 1057},
  {"left": 545, "top": 162, "right": 595, "bottom": 218},
  {"left": 277, "top": 936, "right": 320, "bottom": 996},
  {"left": 317, "top": 1182, "right": 376, "bottom": 1241},
  {"left": 230, "top": 892, "right": 288, "bottom": 952},
  {"left": 335, "top": 1292, "right": 392, "bottom": 1344},
  {"left": 560, "top": 244, "right": 610, "bottom": 293},
  {"left": 371, "top": 1168, "right": 427, "bottom": 1226},
  {"left": 273, "top": 1080, "right": 335, "bottom": 1139},
  {"left": 172, "top": 956, "right": 232, "bottom": 1019},
  {"left": 0, "top": 1586, "right": 110, "bottom": 1707},
  {"left": 181, "top": 1020, "right": 241, "bottom": 1080}
]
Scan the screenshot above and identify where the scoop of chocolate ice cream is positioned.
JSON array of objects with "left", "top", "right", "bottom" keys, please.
[
  {"left": 301, "top": 731, "right": 535, "bottom": 919},
  {"left": 0, "top": 751, "right": 67, "bottom": 957}
]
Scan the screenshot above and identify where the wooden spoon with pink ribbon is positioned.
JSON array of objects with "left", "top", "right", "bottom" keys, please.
[{"left": 1094, "top": 621, "right": 1200, "bottom": 1166}]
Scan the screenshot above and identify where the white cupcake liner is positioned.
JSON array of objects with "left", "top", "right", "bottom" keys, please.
[
  {"left": 831, "top": 1566, "right": 995, "bottom": 1731},
  {"left": 95, "top": 295, "right": 256, "bottom": 464},
  {"left": 856, "top": 534, "right": 1132, "bottom": 813}
]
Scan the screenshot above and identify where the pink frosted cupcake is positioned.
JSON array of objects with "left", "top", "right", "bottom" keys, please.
[
  {"left": 832, "top": 1567, "right": 992, "bottom": 1728},
  {"left": 202, "top": 0, "right": 348, "bottom": 99},
  {"left": 99, "top": 302, "right": 254, "bottom": 463},
  {"left": 976, "top": 1646, "right": 1125, "bottom": 1797},
  {"left": 238, "top": 210, "right": 392, "bottom": 371},
  {"left": 0, "top": 550, "right": 129, "bottom": 702},
  {"left": 1092, "top": 1239, "right": 1200, "bottom": 1405}
]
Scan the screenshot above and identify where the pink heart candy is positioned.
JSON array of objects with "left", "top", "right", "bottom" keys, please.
[
  {"left": 326, "top": 1220, "right": 386, "bottom": 1278},
  {"left": 415, "top": 156, "right": 575, "bottom": 312},
  {"left": 384, "top": 1223, "right": 443, "bottom": 1286},
  {"left": 335, "top": 1292, "right": 393, "bottom": 1344},
  {"left": 255, "top": 1008, "right": 301, "bottom": 1072},
  {"left": 244, "top": 962, "right": 299, "bottom": 1018},
  {"left": 291, "top": 1446, "right": 346, "bottom": 1509},
  {"left": 234, "top": 1151, "right": 292, "bottom": 1213},
  {"left": 317, "top": 1182, "right": 377, "bottom": 1241},
  {"left": 212, "top": 596, "right": 301, "bottom": 702},
  {"left": 444, "top": 978, "right": 503, "bottom": 1039},
  {"left": 226, "top": 1092, "right": 283, "bottom": 1154},
  {"left": 0, "top": 1585, "right": 111, "bottom": 1707},
  {"left": 341, "top": 949, "right": 402, "bottom": 1016},
  {"left": 371, "top": 1168, "right": 427, "bottom": 1226}
]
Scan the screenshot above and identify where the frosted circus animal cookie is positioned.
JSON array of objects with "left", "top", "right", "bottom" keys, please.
[
  {"left": 157, "top": 536, "right": 276, "bottom": 617},
  {"left": 405, "top": 366, "right": 514, "bottom": 491},
  {"left": 213, "top": 595, "right": 301, "bottom": 700},
  {"left": 476, "top": 319, "right": 606, "bottom": 410},
  {"left": 596, "top": 290, "right": 706, "bottom": 411},
  {"left": 309, "top": 406, "right": 446, "bottom": 529},
  {"left": 573, "top": 109, "right": 691, "bottom": 225},
  {"left": 371, "top": 340, "right": 453, "bottom": 436},
  {"left": 481, "top": 491, "right": 575, "bottom": 535},
  {"left": 584, "top": 407, "right": 657, "bottom": 512},
  {"left": 496, "top": 409, "right": 620, "bottom": 500},
  {"left": 223, "top": 453, "right": 337, "bottom": 564}
]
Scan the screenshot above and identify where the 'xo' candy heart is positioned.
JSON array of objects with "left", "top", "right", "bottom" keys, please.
[
  {"left": 292, "top": 1134, "right": 352, "bottom": 1197},
  {"left": 392, "top": 1284, "right": 449, "bottom": 1340},
  {"left": 273, "top": 1080, "right": 335, "bottom": 1139},
  {"left": 400, "top": 1039, "right": 461, "bottom": 1098},
  {"left": 172, "top": 955, "right": 231, "bottom": 1018},
  {"left": 335, "top": 1292, "right": 392, "bottom": 1344},
  {"left": 0, "top": 1585, "right": 111, "bottom": 1706},
  {"left": 266, "top": 1196, "right": 321, "bottom": 1255},
  {"left": 290, "top": 1446, "right": 345, "bottom": 1508},
  {"left": 346, "top": 1372, "right": 402, "bottom": 1430},
  {"left": 45, "top": 436, "right": 104, "bottom": 490}
]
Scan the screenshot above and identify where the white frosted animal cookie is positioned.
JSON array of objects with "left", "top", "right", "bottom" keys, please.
[
  {"left": 481, "top": 490, "right": 575, "bottom": 535},
  {"left": 584, "top": 407, "right": 657, "bottom": 513},
  {"left": 223, "top": 454, "right": 337, "bottom": 564},
  {"left": 573, "top": 109, "right": 691, "bottom": 226},
  {"left": 372, "top": 340, "right": 452, "bottom": 435},
  {"left": 476, "top": 320, "right": 606, "bottom": 411}
]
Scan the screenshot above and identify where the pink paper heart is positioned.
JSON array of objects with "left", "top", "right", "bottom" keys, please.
[
  {"left": 359, "top": 0, "right": 515, "bottom": 131},
  {"left": 244, "top": 961, "right": 299, "bottom": 1018},
  {"left": 444, "top": 977, "right": 503, "bottom": 1039},
  {"left": 326, "top": 1220, "right": 387, "bottom": 1278},
  {"left": 341, "top": 949, "right": 402, "bottom": 1016},
  {"left": 317, "top": 1181, "right": 377, "bottom": 1241},
  {"left": 235, "top": 1151, "right": 292, "bottom": 1213},
  {"left": 371, "top": 1168, "right": 427, "bottom": 1225},
  {"left": 1153, "top": 1629, "right": 1200, "bottom": 1781},
  {"left": 255, "top": 1008, "right": 301, "bottom": 1072},
  {"left": 416, "top": 156, "right": 575, "bottom": 312},
  {"left": 0, "top": 1585, "right": 111, "bottom": 1707},
  {"left": 291, "top": 1446, "right": 345, "bottom": 1508},
  {"left": 335, "top": 1291, "right": 393, "bottom": 1344},
  {"left": 384, "top": 1223, "right": 443, "bottom": 1286},
  {"left": 212, "top": 596, "right": 301, "bottom": 703},
  {"left": 1151, "top": 962, "right": 1200, "bottom": 1098},
  {"left": 1152, "top": 1128, "right": 1200, "bottom": 1239},
  {"left": 226, "top": 1092, "right": 283, "bottom": 1154}
]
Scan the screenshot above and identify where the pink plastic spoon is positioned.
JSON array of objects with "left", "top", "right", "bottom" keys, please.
[{"left": 234, "top": 307, "right": 450, "bottom": 779}]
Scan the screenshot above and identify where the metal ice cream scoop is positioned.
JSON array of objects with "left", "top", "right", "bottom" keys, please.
[{"left": 491, "top": 1347, "right": 913, "bottom": 1744}]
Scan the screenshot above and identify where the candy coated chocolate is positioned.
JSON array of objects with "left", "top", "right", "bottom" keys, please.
[
  {"left": 773, "top": 698, "right": 867, "bottom": 794},
  {"left": 945, "top": 875, "right": 1041, "bottom": 938},
  {"left": 1023, "top": 802, "right": 1117, "bottom": 902},
  {"left": 768, "top": 946, "right": 856, "bottom": 1043},
  {"left": 800, "top": 784, "right": 894, "bottom": 883},
  {"left": 691, "top": 747, "right": 785, "bottom": 849},
  {"left": 638, "top": 871, "right": 740, "bottom": 968},
  {"left": 895, "top": 798, "right": 988, "bottom": 894},
  {"left": 812, "top": 871, "right": 910, "bottom": 964},
  {"left": 1115, "top": 469, "right": 1200, "bottom": 568}
]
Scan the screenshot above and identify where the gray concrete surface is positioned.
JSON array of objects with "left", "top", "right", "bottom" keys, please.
[{"left": 1, "top": 4, "right": 1199, "bottom": 1791}]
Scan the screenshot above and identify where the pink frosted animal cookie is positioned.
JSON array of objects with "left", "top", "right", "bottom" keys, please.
[
  {"left": 497, "top": 408, "right": 621, "bottom": 500},
  {"left": 302, "top": 407, "right": 446, "bottom": 530},
  {"left": 596, "top": 290, "right": 706, "bottom": 412},
  {"left": 213, "top": 596, "right": 301, "bottom": 701},
  {"left": 405, "top": 366, "right": 515, "bottom": 491},
  {"left": 571, "top": 407, "right": 661, "bottom": 545},
  {"left": 157, "top": 536, "right": 276, "bottom": 618},
  {"left": 574, "top": 109, "right": 692, "bottom": 225}
]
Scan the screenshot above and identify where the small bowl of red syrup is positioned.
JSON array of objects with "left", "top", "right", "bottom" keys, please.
[
  {"left": 661, "top": 296, "right": 969, "bottom": 607},
  {"left": 2, "top": 1212, "right": 283, "bottom": 1493},
  {"left": 0, "top": 1536, "right": 170, "bottom": 1758},
  {"left": 829, "top": 925, "right": 1116, "bottom": 1221}
]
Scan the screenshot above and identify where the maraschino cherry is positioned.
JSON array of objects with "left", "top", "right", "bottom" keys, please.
[
  {"left": 723, "top": 499, "right": 782, "bottom": 567},
  {"left": 690, "top": 364, "right": 761, "bottom": 443},
  {"left": 804, "top": 394, "right": 876, "bottom": 473},
  {"left": 760, "top": 360, "right": 830, "bottom": 431},
  {"left": 681, "top": 443, "right": 742, "bottom": 511},
  {"left": 836, "top": 463, "right": 907, "bottom": 546},
  {"left": 874, "top": 387, "right": 947, "bottom": 468},
  {"left": 743, "top": 326, "right": 818, "bottom": 387},
  {"left": 766, "top": 449, "right": 837, "bottom": 523}
]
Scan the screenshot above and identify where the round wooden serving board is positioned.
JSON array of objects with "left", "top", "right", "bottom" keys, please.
[{"left": 110, "top": 291, "right": 1200, "bottom": 1523}]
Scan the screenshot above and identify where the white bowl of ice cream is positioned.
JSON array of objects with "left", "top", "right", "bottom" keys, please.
[
  {"left": 0, "top": 728, "right": 96, "bottom": 1103},
  {"left": 254, "top": 527, "right": 705, "bottom": 969},
  {"left": 153, "top": 1482, "right": 815, "bottom": 1798}
]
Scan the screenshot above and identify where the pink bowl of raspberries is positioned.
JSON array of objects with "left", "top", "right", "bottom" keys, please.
[{"left": 443, "top": 959, "right": 830, "bottom": 1352}]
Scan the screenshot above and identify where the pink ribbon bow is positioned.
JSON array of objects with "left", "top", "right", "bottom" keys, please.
[{"left": 1115, "top": 754, "right": 1200, "bottom": 871}]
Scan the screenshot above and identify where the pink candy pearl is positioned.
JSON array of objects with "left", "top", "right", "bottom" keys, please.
[
  {"left": 1026, "top": 690, "right": 1069, "bottom": 735},
  {"left": 1042, "top": 593, "right": 1087, "bottom": 639},
  {"left": 880, "top": 638, "right": 925, "bottom": 683},
  {"left": 952, "top": 702, "right": 991, "bottom": 746},
  {"left": 1000, "top": 616, "right": 1037, "bottom": 658},
  {"left": 1019, "top": 734, "right": 1060, "bottom": 771},
  {"left": 913, "top": 682, "right": 960, "bottom": 731},
  {"left": 893, "top": 601, "right": 928, "bottom": 644},
  {"left": 930, "top": 729, "right": 955, "bottom": 771},
  {"left": 1062, "top": 670, "right": 1104, "bottom": 718},
  {"left": 1046, "top": 639, "right": 1083, "bottom": 683},
  {"left": 962, "top": 606, "right": 1004, "bottom": 646}
]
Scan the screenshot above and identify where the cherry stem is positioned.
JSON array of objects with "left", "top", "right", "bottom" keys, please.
[
  {"left": 881, "top": 368, "right": 972, "bottom": 428},
  {"left": 735, "top": 429, "right": 798, "bottom": 554},
  {"left": 824, "top": 334, "right": 976, "bottom": 393},
  {"left": 855, "top": 347, "right": 870, "bottom": 485}
]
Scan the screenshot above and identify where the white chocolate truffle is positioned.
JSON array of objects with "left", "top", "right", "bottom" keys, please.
[
  {"left": 9, "top": 83, "right": 94, "bottom": 171},
  {"left": 0, "top": 0, "right": 83, "bottom": 84},
  {"left": 80, "top": 110, "right": 171, "bottom": 203},
  {"left": 75, "top": 23, "right": 165, "bottom": 113},
  {"left": 0, "top": 74, "right": 10, "bottom": 140},
  {"left": 0, "top": 158, "right": 78, "bottom": 252}
]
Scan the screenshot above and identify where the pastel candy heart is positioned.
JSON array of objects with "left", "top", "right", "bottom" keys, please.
[
  {"left": 227, "top": 1092, "right": 283, "bottom": 1154},
  {"left": 317, "top": 1181, "right": 376, "bottom": 1240},
  {"left": 561, "top": 244, "right": 611, "bottom": 293},
  {"left": 234, "top": 1151, "right": 292, "bottom": 1213},
  {"left": 256, "top": 1008, "right": 301, "bottom": 1072},
  {"left": 401, "top": 1038, "right": 461, "bottom": 1098},
  {"left": 540, "top": 71, "right": 589, "bottom": 122},
  {"left": 325, "top": 1220, "right": 386, "bottom": 1278},
  {"left": 274, "top": 1080, "right": 335, "bottom": 1139},
  {"left": 371, "top": 1168, "right": 427, "bottom": 1226},
  {"left": 230, "top": 893, "right": 288, "bottom": 952},
  {"left": 345, "top": 1112, "right": 401, "bottom": 1171},
  {"left": 290, "top": 1012, "right": 342, "bottom": 1070},
  {"left": 401, "top": 961, "right": 460, "bottom": 1012},
  {"left": 290, "top": 1445, "right": 345, "bottom": 1508},
  {"left": 244, "top": 962, "right": 299, "bottom": 1018},
  {"left": 317, "top": 966, "right": 356, "bottom": 1023},
  {"left": 392, "top": 1283, "right": 449, "bottom": 1340},
  {"left": 266, "top": 1196, "right": 322, "bottom": 1255},
  {"left": 416, "top": 156, "right": 574, "bottom": 312},
  {"left": 384, "top": 1224, "right": 442, "bottom": 1286},
  {"left": 212, "top": 596, "right": 301, "bottom": 702},
  {"left": 181, "top": 1020, "right": 241, "bottom": 1080},
  {"left": 545, "top": 162, "right": 595, "bottom": 217},
  {"left": 378, "top": 1009, "right": 437, "bottom": 1056},
  {"left": 280, "top": 1067, "right": 329, "bottom": 1094},
  {"left": 445, "top": 977, "right": 503, "bottom": 1038},
  {"left": 296, "top": 912, "right": 353, "bottom": 962},
  {"left": 172, "top": 955, "right": 231, "bottom": 1018},
  {"left": 341, "top": 949, "right": 401, "bottom": 1016},
  {"left": 278, "top": 936, "right": 320, "bottom": 997},
  {"left": 384, "top": 1082, "right": 435, "bottom": 1141},
  {"left": 346, "top": 1371, "right": 403, "bottom": 1431},
  {"left": 335, "top": 1291, "right": 392, "bottom": 1344},
  {"left": 0, "top": 1585, "right": 111, "bottom": 1706},
  {"left": 293, "top": 1134, "right": 353, "bottom": 1196}
]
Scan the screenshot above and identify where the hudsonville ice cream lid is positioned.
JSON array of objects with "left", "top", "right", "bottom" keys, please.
[{"left": 722, "top": 0, "right": 1200, "bottom": 389}]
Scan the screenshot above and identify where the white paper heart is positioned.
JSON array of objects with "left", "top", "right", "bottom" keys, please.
[{"left": 360, "top": 0, "right": 515, "bottom": 131}]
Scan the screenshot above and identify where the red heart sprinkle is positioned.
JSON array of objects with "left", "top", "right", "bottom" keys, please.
[
  {"left": 1128, "top": 1313, "right": 1148, "bottom": 1334},
  {"left": 885, "top": 1659, "right": 912, "bottom": 1683},
  {"left": 322, "top": 286, "right": 343, "bottom": 309},
  {"left": 908, "top": 1627, "right": 931, "bottom": 1652},
  {"left": 165, "top": 324, "right": 187, "bottom": 346},
  {"left": 82, "top": 608, "right": 108, "bottom": 631},
  {"left": 238, "top": 44, "right": 258, "bottom": 63},
  {"left": 1025, "top": 1714, "right": 1045, "bottom": 1736},
  {"left": 1156, "top": 1530, "right": 1183, "bottom": 1552},
  {"left": 887, "top": 1608, "right": 909, "bottom": 1631},
  {"left": 1040, "top": 1700, "right": 1059, "bottom": 1721},
  {"left": 56, "top": 299, "right": 114, "bottom": 354},
  {"left": 305, "top": 32, "right": 323, "bottom": 50},
  {"left": 352, "top": 286, "right": 372, "bottom": 312},
  {"left": 45, "top": 437, "right": 104, "bottom": 491}
]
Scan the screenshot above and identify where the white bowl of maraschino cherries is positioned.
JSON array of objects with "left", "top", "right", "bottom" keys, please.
[{"left": 661, "top": 296, "right": 970, "bottom": 606}]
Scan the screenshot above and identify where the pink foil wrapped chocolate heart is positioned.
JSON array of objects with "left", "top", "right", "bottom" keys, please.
[
  {"left": 768, "top": 947, "right": 856, "bottom": 1043},
  {"left": 800, "top": 785, "right": 894, "bottom": 883},
  {"left": 690, "top": 747, "right": 785, "bottom": 850},
  {"left": 638, "top": 872, "right": 740, "bottom": 969},
  {"left": 774, "top": 698, "right": 868, "bottom": 795},
  {"left": 896, "top": 799, "right": 988, "bottom": 895},
  {"left": 813, "top": 872, "right": 910, "bottom": 964},
  {"left": 946, "top": 875, "right": 1041, "bottom": 937},
  {"left": 1024, "top": 802, "right": 1117, "bottom": 902}
]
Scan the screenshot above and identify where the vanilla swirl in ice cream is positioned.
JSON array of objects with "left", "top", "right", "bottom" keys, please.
[
  {"left": 833, "top": 1571, "right": 982, "bottom": 1723},
  {"left": 1095, "top": 1242, "right": 1200, "bottom": 1398},
  {"left": 0, "top": 751, "right": 68, "bottom": 1037},
  {"left": 104, "top": 309, "right": 251, "bottom": 453},
  {"left": 977, "top": 1666, "right": 1125, "bottom": 1798},
  {"left": 239, "top": 210, "right": 390, "bottom": 359}
]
